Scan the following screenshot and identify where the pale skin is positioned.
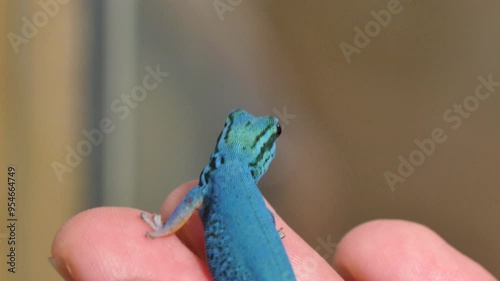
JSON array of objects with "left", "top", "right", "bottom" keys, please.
[{"left": 51, "top": 180, "right": 497, "bottom": 281}]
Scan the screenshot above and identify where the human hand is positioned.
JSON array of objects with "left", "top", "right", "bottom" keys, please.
[{"left": 50, "top": 180, "right": 497, "bottom": 281}]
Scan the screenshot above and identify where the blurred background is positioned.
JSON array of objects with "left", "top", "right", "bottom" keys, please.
[{"left": 1, "top": 0, "right": 499, "bottom": 279}]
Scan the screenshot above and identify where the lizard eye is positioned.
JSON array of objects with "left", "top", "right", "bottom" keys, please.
[{"left": 276, "top": 123, "right": 282, "bottom": 137}]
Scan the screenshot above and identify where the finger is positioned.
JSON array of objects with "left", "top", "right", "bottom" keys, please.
[
  {"left": 333, "top": 219, "right": 497, "bottom": 281},
  {"left": 161, "top": 180, "right": 343, "bottom": 281},
  {"left": 51, "top": 206, "right": 211, "bottom": 281}
]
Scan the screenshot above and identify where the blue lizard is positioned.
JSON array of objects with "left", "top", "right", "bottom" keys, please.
[{"left": 140, "top": 109, "right": 296, "bottom": 281}]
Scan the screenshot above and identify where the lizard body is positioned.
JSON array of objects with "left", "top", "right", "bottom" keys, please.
[{"left": 141, "top": 109, "right": 296, "bottom": 281}]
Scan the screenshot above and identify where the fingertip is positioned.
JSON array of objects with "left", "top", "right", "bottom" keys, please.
[
  {"left": 334, "top": 219, "right": 497, "bottom": 281},
  {"left": 51, "top": 207, "right": 209, "bottom": 281}
]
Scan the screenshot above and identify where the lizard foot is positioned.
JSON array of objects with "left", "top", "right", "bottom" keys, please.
[{"left": 140, "top": 212, "right": 163, "bottom": 238}]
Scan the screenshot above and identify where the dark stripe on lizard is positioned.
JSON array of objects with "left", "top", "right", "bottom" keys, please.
[
  {"left": 250, "top": 124, "right": 273, "bottom": 149},
  {"left": 249, "top": 132, "right": 276, "bottom": 168},
  {"left": 223, "top": 114, "right": 235, "bottom": 141}
]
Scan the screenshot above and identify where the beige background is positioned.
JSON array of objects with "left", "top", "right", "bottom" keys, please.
[{"left": 1, "top": 1, "right": 499, "bottom": 280}]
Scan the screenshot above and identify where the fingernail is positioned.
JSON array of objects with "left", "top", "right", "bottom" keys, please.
[{"left": 48, "top": 256, "right": 74, "bottom": 281}]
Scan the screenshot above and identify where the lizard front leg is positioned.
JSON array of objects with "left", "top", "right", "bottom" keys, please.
[{"left": 140, "top": 185, "right": 205, "bottom": 239}]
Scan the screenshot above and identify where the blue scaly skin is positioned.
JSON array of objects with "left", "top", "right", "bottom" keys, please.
[{"left": 140, "top": 109, "right": 296, "bottom": 281}]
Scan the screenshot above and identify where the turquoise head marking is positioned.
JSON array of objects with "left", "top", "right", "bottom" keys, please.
[{"left": 200, "top": 109, "right": 281, "bottom": 185}]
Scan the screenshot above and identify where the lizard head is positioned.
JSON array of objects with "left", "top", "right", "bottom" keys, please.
[{"left": 215, "top": 109, "right": 281, "bottom": 181}]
